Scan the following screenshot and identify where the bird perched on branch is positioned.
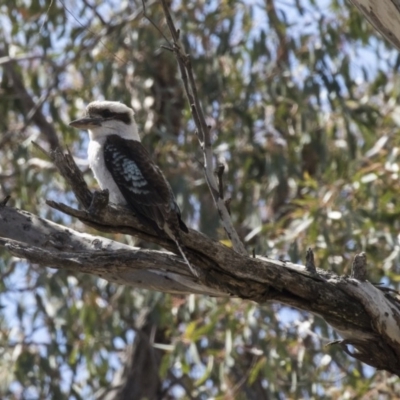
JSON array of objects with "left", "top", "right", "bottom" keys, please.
[{"left": 69, "top": 100, "right": 197, "bottom": 276}]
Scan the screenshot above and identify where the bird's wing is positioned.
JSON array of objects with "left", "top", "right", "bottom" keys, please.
[{"left": 103, "top": 135, "right": 175, "bottom": 230}]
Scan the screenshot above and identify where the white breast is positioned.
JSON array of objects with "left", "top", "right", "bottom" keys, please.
[{"left": 88, "top": 137, "right": 127, "bottom": 205}]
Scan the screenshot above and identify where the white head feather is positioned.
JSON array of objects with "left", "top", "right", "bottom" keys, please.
[
  {"left": 86, "top": 100, "right": 135, "bottom": 117},
  {"left": 85, "top": 101, "right": 140, "bottom": 142}
]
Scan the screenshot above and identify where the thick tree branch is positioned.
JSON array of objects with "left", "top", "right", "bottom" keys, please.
[
  {"left": 0, "top": 206, "right": 222, "bottom": 296},
  {"left": 2, "top": 200, "right": 400, "bottom": 374}
]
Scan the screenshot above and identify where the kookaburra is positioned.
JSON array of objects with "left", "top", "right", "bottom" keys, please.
[{"left": 69, "top": 100, "right": 196, "bottom": 276}]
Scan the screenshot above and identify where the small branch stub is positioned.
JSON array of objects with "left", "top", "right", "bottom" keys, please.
[
  {"left": 0, "top": 195, "right": 11, "bottom": 207},
  {"left": 351, "top": 252, "right": 367, "bottom": 281},
  {"left": 305, "top": 248, "right": 316, "bottom": 273},
  {"left": 88, "top": 189, "right": 110, "bottom": 216}
]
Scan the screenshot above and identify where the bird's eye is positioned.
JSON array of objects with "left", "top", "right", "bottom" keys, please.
[{"left": 101, "top": 109, "right": 113, "bottom": 118}]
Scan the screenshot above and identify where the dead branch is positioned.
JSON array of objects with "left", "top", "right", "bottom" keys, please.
[
  {"left": 2, "top": 193, "right": 400, "bottom": 374},
  {"left": 158, "top": 0, "right": 247, "bottom": 256}
]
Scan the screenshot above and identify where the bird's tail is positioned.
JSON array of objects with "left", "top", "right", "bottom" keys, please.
[
  {"left": 174, "top": 237, "right": 199, "bottom": 278},
  {"left": 164, "top": 219, "right": 199, "bottom": 277}
]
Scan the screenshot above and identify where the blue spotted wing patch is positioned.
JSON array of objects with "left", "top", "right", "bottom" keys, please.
[
  {"left": 103, "top": 134, "right": 188, "bottom": 233},
  {"left": 103, "top": 135, "right": 171, "bottom": 206},
  {"left": 109, "top": 152, "right": 149, "bottom": 194}
]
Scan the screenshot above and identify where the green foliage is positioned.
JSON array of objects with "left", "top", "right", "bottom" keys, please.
[{"left": 1, "top": 0, "right": 400, "bottom": 397}]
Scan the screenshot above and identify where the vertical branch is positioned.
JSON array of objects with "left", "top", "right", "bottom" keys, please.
[{"left": 159, "top": 0, "right": 247, "bottom": 256}]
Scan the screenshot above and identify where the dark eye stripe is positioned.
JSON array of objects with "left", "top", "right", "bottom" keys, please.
[
  {"left": 100, "top": 109, "right": 113, "bottom": 118},
  {"left": 111, "top": 112, "right": 131, "bottom": 124},
  {"left": 90, "top": 110, "right": 132, "bottom": 125}
]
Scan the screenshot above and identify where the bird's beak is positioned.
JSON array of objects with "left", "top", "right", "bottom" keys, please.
[{"left": 69, "top": 117, "right": 104, "bottom": 129}]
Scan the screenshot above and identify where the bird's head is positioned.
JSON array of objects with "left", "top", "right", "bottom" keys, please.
[{"left": 69, "top": 101, "right": 140, "bottom": 141}]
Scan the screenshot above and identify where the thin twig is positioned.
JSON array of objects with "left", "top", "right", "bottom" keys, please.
[
  {"left": 158, "top": 0, "right": 247, "bottom": 255},
  {"left": 215, "top": 163, "right": 225, "bottom": 200},
  {"left": 81, "top": 0, "right": 107, "bottom": 25},
  {"left": 0, "top": 48, "right": 60, "bottom": 150},
  {"left": 0, "top": 54, "right": 45, "bottom": 66},
  {"left": 141, "top": 0, "right": 172, "bottom": 46},
  {"left": 185, "top": 56, "right": 210, "bottom": 143},
  {"left": 0, "top": 195, "right": 11, "bottom": 206}
]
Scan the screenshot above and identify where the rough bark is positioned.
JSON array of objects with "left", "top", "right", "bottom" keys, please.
[{"left": 1, "top": 148, "right": 400, "bottom": 375}]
